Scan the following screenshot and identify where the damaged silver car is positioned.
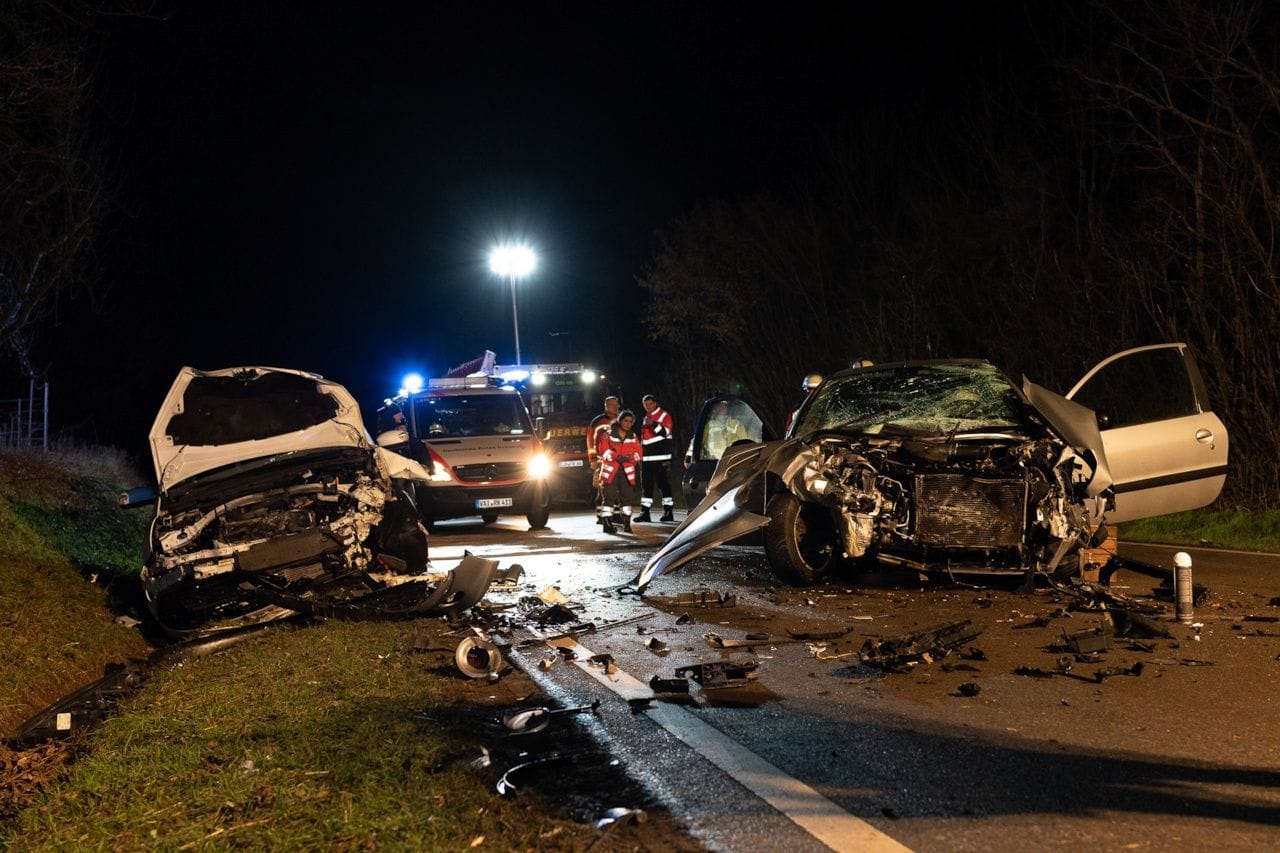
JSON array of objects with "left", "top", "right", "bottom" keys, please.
[
  {"left": 135, "top": 366, "right": 494, "bottom": 636},
  {"left": 639, "top": 344, "right": 1228, "bottom": 589}
]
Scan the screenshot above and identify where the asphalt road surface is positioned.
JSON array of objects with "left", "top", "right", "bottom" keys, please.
[{"left": 428, "top": 509, "right": 1280, "bottom": 852}]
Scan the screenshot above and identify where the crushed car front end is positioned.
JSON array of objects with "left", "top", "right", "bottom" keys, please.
[{"left": 140, "top": 366, "right": 478, "bottom": 636}]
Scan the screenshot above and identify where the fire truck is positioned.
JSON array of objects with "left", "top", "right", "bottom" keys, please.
[{"left": 492, "top": 361, "right": 609, "bottom": 504}]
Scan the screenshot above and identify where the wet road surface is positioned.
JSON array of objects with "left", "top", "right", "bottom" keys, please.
[{"left": 426, "top": 510, "right": 1280, "bottom": 852}]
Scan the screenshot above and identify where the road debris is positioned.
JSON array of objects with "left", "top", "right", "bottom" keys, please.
[
  {"left": 674, "top": 589, "right": 737, "bottom": 608},
  {"left": 703, "top": 631, "right": 796, "bottom": 649},
  {"left": 496, "top": 752, "right": 574, "bottom": 797},
  {"left": 648, "top": 675, "right": 691, "bottom": 694},
  {"left": 645, "top": 637, "right": 669, "bottom": 655},
  {"left": 674, "top": 661, "right": 759, "bottom": 688},
  {"left": 501, "top": 701, "right": 601, "bottom": 735},
  {"left": 455, "top": 636, "right": 505, "bottom": 679},
  {"left": 859, "top": 620, "right": 983, "bottom": 673},
  {"left": 957, "top": 682, "right": 981, "bottom": 697}
]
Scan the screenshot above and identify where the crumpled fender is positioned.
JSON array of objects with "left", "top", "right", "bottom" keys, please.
[
  {"left": 634, "top": 439, "right": 813, "bottom": 590},
  {"left": 374, "top": 446, "right": 434, "bottom": 482},
  {"left": 1021, "top": 379, "right": 1113, "bottom": 497}
]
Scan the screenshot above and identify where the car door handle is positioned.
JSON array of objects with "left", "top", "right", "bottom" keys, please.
[{"left": 1195, "top": 429, "right": 1214, "bottom": 444}]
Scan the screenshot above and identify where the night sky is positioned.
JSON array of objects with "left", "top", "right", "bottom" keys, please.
[{"left": 37, "top": 1, "right": 1030, "bottom": 457}]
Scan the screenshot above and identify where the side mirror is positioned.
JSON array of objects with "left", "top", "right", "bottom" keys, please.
[
  {"left": 802, "top": 373, "right": 824, "bottom": 392},
  {"left": 535, "top": 416, "right": 546, "bottom": 439}
]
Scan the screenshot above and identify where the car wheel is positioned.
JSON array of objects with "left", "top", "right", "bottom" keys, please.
[
  {"left": 527, "top": 485, "right": 551, "bottom": 530},
  {"left": 481, "top": 513, "right": 499, "bottom": 525},
  {"left": 764, "top": 492, "right": 839, "bottom": 585}
]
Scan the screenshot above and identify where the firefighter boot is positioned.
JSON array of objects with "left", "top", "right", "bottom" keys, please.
[
  {"left": 600, "top": 513, "right": 617, "bottom": 534},
  {"left": 617, "top": 511, "right": 632, "bottom": 533},
  {"left": 634, "top": 507, "right": 653, "bottom": 523},
  {"left": 660, "top": 505, "right": 675, "bottom": 523}
]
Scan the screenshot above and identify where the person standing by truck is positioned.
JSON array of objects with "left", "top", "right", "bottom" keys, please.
[
  {"left": 636, "top": 394, "right": 676, "bottom": 522},
  {"left": 587, "top": 395, "right": 619, "bottom": 524},
  {"left": 596, "top": 409, "right": 641, "bottom": 534}
]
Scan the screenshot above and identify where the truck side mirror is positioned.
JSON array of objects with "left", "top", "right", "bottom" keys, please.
[{"left": 802, "top": 373, "right": 824, "bottom": 391}]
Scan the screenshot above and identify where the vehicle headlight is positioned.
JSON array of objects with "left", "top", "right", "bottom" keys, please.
[{"left": 527, "top": 453, "right": 551, "bottom": 479}]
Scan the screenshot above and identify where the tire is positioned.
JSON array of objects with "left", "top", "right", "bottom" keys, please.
[
  {"left": 481, "top": 513, "right": 498, "bottom": 525},
  {"left": 526, "top": 485, "right": 551, "bottom": 530},
  {"left": 764, "top": 492, "right": 840, "bottom": 585}
]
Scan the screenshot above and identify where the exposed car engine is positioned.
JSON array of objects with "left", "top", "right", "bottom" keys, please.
[
  {"left": 789, "top": 433, "right": 1093, "bottom": 571},
  {"left": 143, "top": 454, "right": 431, "bottom": 634}
]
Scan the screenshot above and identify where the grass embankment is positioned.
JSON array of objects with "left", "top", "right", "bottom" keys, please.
[
  {"left": 1120, "top": 508, "right": 1280, "bottom": 552},
  {"left": 0, "top": 448, "right": 153, "bottom": 737},
  {"left": 3, "top": 620, "right": 611, "bottom": 850},
  {"left": 0, "top": 448, "right": 667, "bottom": 849}
]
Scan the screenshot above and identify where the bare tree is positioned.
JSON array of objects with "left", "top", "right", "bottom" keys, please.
[
  {"left": 0, "top": 2, "right": 105, "bottom": 375},
  {"left": 1067, "top": 0, "right": 1280, "bottom": 507}
]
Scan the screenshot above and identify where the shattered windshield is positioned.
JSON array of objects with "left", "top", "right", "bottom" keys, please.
[{"left": 793, "top": 363, "right": 1025, "bottom": 438}]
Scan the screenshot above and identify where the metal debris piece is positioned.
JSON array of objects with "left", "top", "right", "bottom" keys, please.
[
  {"left": 649, "top": 675, "right": 691, "bottom": 694},
  {"left": 537, "top": 655, "right": 557, "bottom": 671},
  {"left": 455, "top": 636, "right": 504, "bottom": 678},
  {"left": 537, "top": 586, "right": 571, "bottom": 606},
  {"left": 703, "top": 631, "right": 795, "bottom": 649},
  {"left": 595, "top": 806, "right": 647, "bottom": 829},
  {"left": 494, "top": 564, "right": 524, "bottom": 584},
  {"left": 1123, "top": 612, "right": 1174, "bottom": 639},
  {"left": 502, "top": 701, "right": 601, "bottom": 735},
  {"left": 963, "top": 647, "right": 988, "bottom": 661},
  {"left": 675, "top": 613, "right": 693, "bottom": 625},
  {"left": 645, "top": 637, "right": 669, "bottom": 655},
  {"left": 1013, "top": 615, "right": 1053, "bottom": 629},
  {"left": 675, "top": 589, "right": 737, "bottom": 608},
  {"left": 860, "top": 620, "right": 983, "bottom": 673},
  {"left": 957, "top": 682, "right": 981, "bottom": 697},
  {"left": 1013, "top": 665, "right": 1058, "bottom": 679},
  {"left": 1092, "top": 662, "right": 1144, "bottom": 682},
  {"left": 496, "top": 752, "right": 572, "bottom": 797},
  {"left": 1074, "top": 652, "right": 1106, "bottom": 664},
  {"left": 535, "top": 604, "right": 579, "bottom": 626},
  {"left": 674, "top": 661, "right": 759, "bottom": 688},
  {"left": 1244, "top": 614, "right": 1280, "bottom": 623},
  {"left": 786, "top": 627, "right": 852, "bottom": 641},
  {"left": 588, "top": 653, "right": 619, "bottom": 675},
  {"left": 1063, "top": 626, "right": 1112, "bottom": 654}
]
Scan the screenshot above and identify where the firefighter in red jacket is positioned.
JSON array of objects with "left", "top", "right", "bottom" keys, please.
[
  {"left": 636, "top": 394, "right": 676, "bottom": 523},
  {"left": 596, "top": 409, "right": 642, "bottom": 534}
]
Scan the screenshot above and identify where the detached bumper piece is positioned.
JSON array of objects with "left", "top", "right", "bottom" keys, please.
[{"left": 11, "top": 663, "right": 146, "bottom": 746}]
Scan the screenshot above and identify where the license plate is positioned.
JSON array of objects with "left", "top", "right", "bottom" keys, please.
[
  {"left": 475, "top": 498, "right": 513, "bottom": 509},
  {"left": 559, "top": 459, "right": 585, "bottom": 468}
]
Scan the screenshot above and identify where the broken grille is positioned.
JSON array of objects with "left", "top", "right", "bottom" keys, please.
[
  {"left": 913, "top": 473, "right": 1027, "bottom": 548},
  {"left": 454, "top": 462, "right": 525, "bottom": 483}
]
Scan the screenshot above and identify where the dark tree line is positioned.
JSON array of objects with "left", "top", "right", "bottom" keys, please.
[
  {"left": 640, "top": 0, "right": 1280, "bottom": 510},
  {"left": 0, "top": 2, "right": 114, "bottom": 378}
]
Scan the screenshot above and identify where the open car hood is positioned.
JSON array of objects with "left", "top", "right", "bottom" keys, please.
[{"left": 150, "top": 366, "right": 374, "bottom": 493}]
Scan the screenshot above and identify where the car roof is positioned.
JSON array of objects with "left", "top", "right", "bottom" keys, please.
[{"left": 824, "top": 358, "right": 999, "bottom": 382}]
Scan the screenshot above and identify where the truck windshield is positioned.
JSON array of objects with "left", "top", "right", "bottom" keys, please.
[{"left": 412, "top": 393, "right": 531, "bottom": 437}]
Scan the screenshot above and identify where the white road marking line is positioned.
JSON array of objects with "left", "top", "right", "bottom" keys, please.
[{"left": 545, "top": 635, "right": 912, "bottom": 853}]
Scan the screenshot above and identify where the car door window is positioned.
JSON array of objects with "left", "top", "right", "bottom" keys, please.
[
  {"left": 1070, "top": 347, "right": 1198, "bottom": 429},
  {"left": 699, "top": 400, "right": 765, "bottom": 461}
]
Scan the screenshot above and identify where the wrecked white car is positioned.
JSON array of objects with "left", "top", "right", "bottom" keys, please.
[
  {"left": 137, "top": 366, "right": 494, "bottom": 636},
  {"left": 639, "top": 344, "right": 1228, "bottom": 590}
]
